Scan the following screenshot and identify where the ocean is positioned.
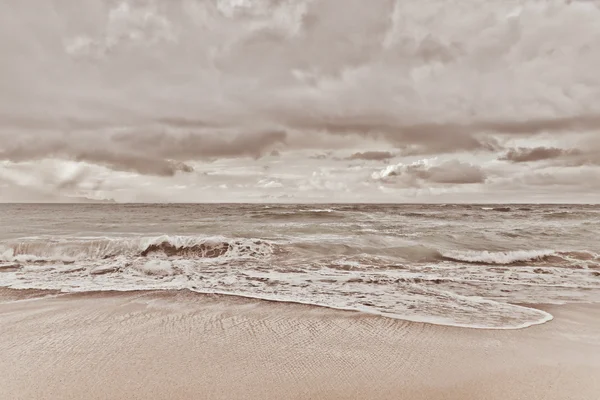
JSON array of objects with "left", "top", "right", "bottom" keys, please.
[{"left": 1, "top": 204, "right": 599, "bottom": 329}]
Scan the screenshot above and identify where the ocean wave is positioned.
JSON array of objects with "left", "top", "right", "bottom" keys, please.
[
  {"left": 0, "top": 262, "right": 21, "bottom": 272},
  {"left": 3, "top": 235, "right": 596, "bottom": 270},
  {"left": 543, "top": 211, "right": 573, "bottom": 219},
  {"left": 287, "top": 241, "right": 444, "bottom": 264},
  {"left": 250, "top": 209, "right": 345, "bottom": 220},
  {"left": 440, "top": 249, "right": 560, "bottom": 265},
  {"left": 140, "top": 237, "right": 273, "bottom": 259},
  {"left": 439, "top": 249, "right": 599, "bottom": 265},
  {"left": 481, "top": 207, "right": 512, "bottom": 212},
  {"left": 402, "top": 212, "right": 428, "bottom": 218},
  {"left": 1, "top": 240, "right": 599, "bottom": 330},
  {"left": 0, "top": 235, "right": 275, "bottom": 263}
]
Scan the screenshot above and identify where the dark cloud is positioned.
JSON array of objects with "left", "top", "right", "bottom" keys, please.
[
  {"left": 424, "top": 161, "right": 486, "bottom": 184},
  {"left": 282, "top": 117, "right": 500, "bottom": 154},
  {"left": 499, "top": 147, "right": 582, "bottom": 163},
  {"left": 3, "top": 113, "right": 599, "bottom": 174},
  {"left": 282, "top": 114, "right": 600, "bottom": 155},
  {"left": 73, "top": 151, "right": 195, "bottom": 176},
  {"left": 347, "top": 151, "right": 394, "bottom": 161},
  {"left": 0, "top": 141, "right": 194, "bottom": 177},
  {"left": 500, "top": 138, "right": 600, "bottom": 166},
  {"left": 112, "top": 130, "right": 287, "bottom": 160},
  {"left": 478, "top": 114, "right": 600, "bottom": 135},
  {"left": 0, "top": 130, "right": 285, "bottom": 176}
]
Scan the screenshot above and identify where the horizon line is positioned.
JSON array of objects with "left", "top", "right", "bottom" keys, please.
[{"left": 0, "top": 202, "right": 598, "bottom": 206}]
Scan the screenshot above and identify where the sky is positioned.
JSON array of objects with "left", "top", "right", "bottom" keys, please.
[{"left": 1, "top": 0, "right": 600, "bottom": 203}]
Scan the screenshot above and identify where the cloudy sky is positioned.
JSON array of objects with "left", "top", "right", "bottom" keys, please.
[{"left": 1, "top": 0, "right": 599, "bottom": 203}]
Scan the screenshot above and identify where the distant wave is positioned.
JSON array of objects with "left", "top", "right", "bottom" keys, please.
[
  {"left": 441, "top": 249, "right": 560, "bottom": 265},
  {"left": 249, "top": 209, "right": 345, "bottom": 220},
  {"left": 541, "top": 210, "right": 600, "bottom": 220},
  {"left": 402, "top": 212, "right": 428, "bottom": 218},
  {"left": 481, "top": 207, "right": 512, "bottom": 212}
]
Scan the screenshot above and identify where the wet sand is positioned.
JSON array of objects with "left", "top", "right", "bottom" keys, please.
[{"left": 1, "top": 289, "right": 599, "bottom": 400}]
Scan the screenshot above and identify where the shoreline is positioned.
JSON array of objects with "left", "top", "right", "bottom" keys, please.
[
  {"left": 0, "top": 287, "right": 558, "bottom": 331},
  {"left": 1, "top": 289, "right": 599, "bottom": 399}
]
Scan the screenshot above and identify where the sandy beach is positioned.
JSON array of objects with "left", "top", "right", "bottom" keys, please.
[{"left": 0, "top": 289, "right": 598, "bottom": 400}]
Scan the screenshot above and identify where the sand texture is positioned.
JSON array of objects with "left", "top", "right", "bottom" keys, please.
[{"left": 1, "top": 289, "right": 599, "bottom": 400}]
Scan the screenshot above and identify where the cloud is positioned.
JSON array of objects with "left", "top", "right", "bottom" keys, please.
[
  {"left": 424, "top": 161, "right": 487, "bottom": 184},
  {"left": 281, "top": 114, "right": 600, "bottom": 156},
  {"left": 54, "top": 167, "right": 93, "bottom": 190},
  {"left": 2, "top": 0, "right": 600, "bottom": 201},
  {"left": 0, "top": 130, "right": 285, "bottom": 176},
  {"left": 0, "top": 140, "right": 194, "bottom": 177},
  {"left": 297, "top": 169, "right": 350, "bottom": 193},
  {"left": 0, "top": 160, "right": 108, "bottom": 202},
  {"left": 74, "top": 151, "right": 194, "bottom": 177},
  {"left": 499, "top": 147, "right": 582, "bottom": 163},
  {"left": 111, "top": 130, "right": 287, "bottom": 160},
  {"left": 347, "top": 151, "right": 395, "bottom": 161},
  {"left": 496, "top": 166, "right": 600, "bottom": 192},
  {"left": 308, "top": 152, "right": 332, "bottom": 160},
  {"left": 499, "top": 137, "right": 600, "bottom": 166},
  {"left": 373, "top": 159, "right": 486, "bottom": 186},
  {"left": 0, "top": 176, "right": 57, "bottom": 202},
  {"left": 256, "top": 179, "right": 284, "bottom": 189}
]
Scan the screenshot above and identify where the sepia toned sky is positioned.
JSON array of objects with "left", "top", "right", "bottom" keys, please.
[{"left": 1, "top": 0, "right": 599, "bottom": 203}]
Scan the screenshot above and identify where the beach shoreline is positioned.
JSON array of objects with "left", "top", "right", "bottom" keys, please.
[{"left": 1, "top": 289, "right": 599, "bottom": 400}]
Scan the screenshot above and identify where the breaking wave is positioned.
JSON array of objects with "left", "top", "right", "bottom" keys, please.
[
  {"left": 0, "top": 236, "right": 275, "bottom": 263},
  {"left": 440, "top": 249, "right": 599, "bottom": 265},
  {"left": 2, "top": 235, "right": 597, "bottom": 268},
  {"left": 481, "top": 207, "right": 512, "bottom": 212},
  {"left": 440, "top": 249, "right": 559, "bottom": 265}
]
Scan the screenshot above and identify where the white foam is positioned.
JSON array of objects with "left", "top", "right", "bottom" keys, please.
[
  {"left": 90, "top": 264, "right": 121, "bottom": 275},
  {"left": 136, "top": 260, "right": 174, "bottom": 277},
  {"left": 1, "top": 234, "right": 599, "bottom": 330},
  {"left": 442, "top": 249, "right": 557, "bottom": 264}
]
